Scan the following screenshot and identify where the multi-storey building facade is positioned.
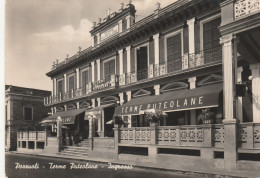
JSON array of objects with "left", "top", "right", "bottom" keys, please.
[
  {"left": 5, "top": 85, "right": 51, "bottom": 151},
  {"left": 43, "top": 0, "right": 260, "bottom": 174}
]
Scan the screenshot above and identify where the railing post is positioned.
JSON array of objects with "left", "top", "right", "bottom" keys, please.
[
  {"left": 203, "top": 125, "right": 213, "bottom": 147},
  {"left": 176, "top": 126, "right": 181, "bottom": 146},
  {"left": 113, "top": 126, "right": 120, "bottom": 160},
  {"left": 133, "top": 127, "right": 136, "bottom": 144}
]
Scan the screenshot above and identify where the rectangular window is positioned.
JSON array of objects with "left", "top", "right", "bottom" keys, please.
[
  {"left": 203, "top": 18, "right": 221, "bottom": 63},
  {"left": 57, "top": 80, "right": 63, "bottom": 94},
  {"left": 24, "top": 107, "right": 33, "bottom": 121},
  {"left": 166, "top": 33, "right": 182, "bottom": 72},
  {"left": 68, "top": 75, "right": 75, "bottom": 91},
  {"left": 136, "top": 46, "right": 148, "bottom": 80},
  {"left": 122, "top": 18, "right": 127, "bottom": 31},
  {"left": 82, "top": 70, "right": 89, "bottom": 94},
  {"left": 94, "top": 35, "right": 98, "bottom": 46},
  {"left": 104, "top": 59, "right": 115, "bottom": 81}
]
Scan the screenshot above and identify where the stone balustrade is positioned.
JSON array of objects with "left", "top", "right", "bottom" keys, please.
[
  {"left": 118, "top": 124, "right": 225, "bottom": 148},
  {"left": 235, "top": 0, "right": 260, "bottom": 19},
  {"left": 238, "top": 122, "right": 260, "bottom": 149}
]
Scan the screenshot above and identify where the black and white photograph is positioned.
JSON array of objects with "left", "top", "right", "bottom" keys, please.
[{"left": 3, "top": 0, "right": 260, "bottom": 177}]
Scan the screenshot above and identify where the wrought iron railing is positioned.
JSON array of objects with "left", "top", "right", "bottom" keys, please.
[{"left": 118, "top": 47, "right": 222, "bottom": 86}]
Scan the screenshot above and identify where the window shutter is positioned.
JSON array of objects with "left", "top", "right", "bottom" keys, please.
[
  {"left": 167, "top": 33, "right": 181, "bottom": 61},
  {"left": 140, "top": 47, "right": 148, "bottom": 69}
]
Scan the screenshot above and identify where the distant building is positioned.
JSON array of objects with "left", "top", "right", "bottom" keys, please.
[{"left": 5, "top": 85, "right": 51, "bottom": 151}]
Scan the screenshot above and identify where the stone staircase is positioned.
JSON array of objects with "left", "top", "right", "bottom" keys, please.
[{"left": 58, "top": 139, "right": 90, "bottom": 158}]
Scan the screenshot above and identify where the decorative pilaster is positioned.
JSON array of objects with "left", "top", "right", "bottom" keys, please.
[
  {"left": 119, "top": 93, "right": 124, "bottom": 105},
  {"left": 126, "top": 91, "right": 132, "bottom": 128},
  {"left": 153, "top": 33, "right": 160, "bottom": 65},
  {"left": 189, "top": 77, "right": 197, "bottom": 125},
  {"left": 76, "top": 102, "right": 80, "bottom": 109},
  {"left": 97, "top": 98, "right": 101, "bottom": 106},
  {"left": 53, "top": 78, "right": 57, "bottom": 97},
  {"left": 91, "top": 61, "right": 95, "bottom": 82},
  {"left": 250, "top": 63, "right": 260, "bottom": 123},
  {"left": 76, "top": 68, "right": 80, "bottom": 89},
  {"left": 118, "top": 49, "right": 124, "bottom": 75},
  {"left": 154, "top": 85, "right": 160, "bottom": 95},
  {"left": 236, "top": 67, "right": 243, "bottom": 123},
  {"left": 126, "top": 15, "right": 133, "bottom": 29},
  {"left": 91, "top": 98, "right": 95, "bottom": 108},
  {"left": 97, "top": 32, "right": 101, "bottom": 45},
  {"left": 187, "top": 18, "right": 195, "bottom": 54},
  {"left": 96, "top": 59, "right": 100, "bottom": 81},
  {"left": 64, "top": 74, "right": 67, "bottom": 93},
  {"left": 64, "top": 104, "right": 67, "bottom": 111},
  {"left": 118, "top": 19, "right": 123, "bottom": 33},
  {"left": 126, "top": 46, "right": 131, "bottom": 73}
]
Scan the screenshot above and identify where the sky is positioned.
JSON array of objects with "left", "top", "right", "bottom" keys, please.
[{"left": 5, "top": 0, "right": 175, "bottom": 91}]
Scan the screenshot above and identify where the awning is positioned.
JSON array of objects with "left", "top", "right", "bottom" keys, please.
[
  {"left": 41, "top": 108, "right": 87, "bottom": 124},
  {"left": 114, "top": 83, "right": 222, "bottom": 115},
  {"left": 84, "top": 103, "right": 117, "bottom": 120}
]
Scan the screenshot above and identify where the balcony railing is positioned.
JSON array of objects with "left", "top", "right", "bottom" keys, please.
[
  {"left": 119, "top": 124, "right": 224, "bottom": 148},
  {"left": 44, "top": 74, "right": 119, "bottom": 105},
  {"left": 235, "top": 0, "right": 260, "bottom": 19},
  {"left": 238, "top": 123, "right": 260, "bottom": 149},
  {"left": 119, "top": 47, "right": 222, "bottom": 86}
]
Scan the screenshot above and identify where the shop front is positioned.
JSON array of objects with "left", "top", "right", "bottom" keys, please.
[
  {"left": 41, "top": 108, "right": 89, "bottom": 146},
  {"left": 114, "top": 83, "right": 223, "bottom": 126},
  {"left": 85, "top": 103, "right": 117, "bottom": 137}
]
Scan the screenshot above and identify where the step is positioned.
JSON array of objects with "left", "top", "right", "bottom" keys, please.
[
  {"left": 62, "top": 150, "right": 88, "bottom": 155},
  {"left": 63, "top": 146, "right": 89, "bottom": 150},
  {"left": 59, "top": 152, "right": 88, "bottom": 157}
]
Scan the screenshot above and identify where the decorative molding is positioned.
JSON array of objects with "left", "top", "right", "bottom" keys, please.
[
  {"left": 197, "top": 74, "right": 223, "bottom": 86},
  {"left": 56, "top": 106, "right": 64, "bottom": 112},
  {"left": 67, "top": 103, "right": 76, "bottom": 110},
  {"left": 220, "top": 34, "right": 233, "bottom": 44},
  {"left": 132, "top": 88, "right": 151, "bottom": 98},
  {"left": 101, "top": 96, "right": 118, "bottom": 104},
  {"left": 161, "top": 82, "right": 188, "bottom": 93}
]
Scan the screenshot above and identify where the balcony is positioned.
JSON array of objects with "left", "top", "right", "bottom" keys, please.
[
  {"left": 44, "top": 74, "right": 119, "bottom": 105},
  {"left": 235, "top": 0, "right": 260, "bottom": 19},
  {"left": 118, "top": 47, "right": 222, "bottom": 86}
]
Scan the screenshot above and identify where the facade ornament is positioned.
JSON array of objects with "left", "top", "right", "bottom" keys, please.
[
  {"left": 92, "top": 22, "right": 96, "bottom": 28},
  {"left": 120, "top": 2, "right": 124, "bottom": 10},
  {"left": 98, "top": 18, "right": 102, "bottom": 24},
  {"left": 56, "top": 59, "right": 59, "bottom": 64},
  {"left": 156, "top": 2, "right": 161, "bottom": 10},
  {"left": 106, "top": 8, "right": 111, "bottom": 16},
  {"left": 129, "top": 0, "right": 132, "bottom": 5},
  {"left": 220, "top": 34, "right": 233, "bottom": 45}
]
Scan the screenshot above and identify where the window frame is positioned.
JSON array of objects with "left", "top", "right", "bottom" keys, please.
[
  {"left": 103, "top": 57, "right": 116, "bottom": 80},
  {"left": 81, "top": 68, "right": 89, "bottom": 88},
  {"left": 56, "top": 78, "right": 64, "bottom": 96},
  {"left": 164, "top": 28, "right": 183, "bottom": 63},
  {"left": 67, "top": 73, "right": 76, "bottom": 91},
  {"left": 134, "top": 42, "right": 150, "bottom": 72},
  {"left": 200, "top": 14, "right": 221, "bottom": 51},
  {"left": 23, "top": 106, "right": 33, "bottom": 121}
]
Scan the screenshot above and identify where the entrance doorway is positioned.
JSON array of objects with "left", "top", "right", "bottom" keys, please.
[{"left": 137, "top": 46, "right": 148, "bottom": 80}]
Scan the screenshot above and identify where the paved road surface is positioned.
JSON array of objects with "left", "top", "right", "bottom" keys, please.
[{"left": 5, "top": 153, "right": 202, "bottom": 178}]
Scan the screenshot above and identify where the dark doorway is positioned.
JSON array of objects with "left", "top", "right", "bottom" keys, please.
[{"left": 104, "top": 107, "right": 115, "bottom": 137}]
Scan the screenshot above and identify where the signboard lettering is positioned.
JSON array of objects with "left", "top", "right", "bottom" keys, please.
[{"left": 116, "top": 94, "right": 218, "bottom": 115}]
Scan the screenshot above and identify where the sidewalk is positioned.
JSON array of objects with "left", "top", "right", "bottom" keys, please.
[{"left": 7, "top": 151, "right": 259, "bottom": 178}]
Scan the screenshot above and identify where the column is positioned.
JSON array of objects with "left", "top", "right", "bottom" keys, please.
[
  {"left": 154, "top": 85, "right": 160, "bottom": 95},
  {"left": 64, "top": 104, "right": 67, "bottom": 111},
  {"left": 64, "top": 74, "right": 67, "bottom": 93},
  {"left": 53, "top": 78, "right": 57, "bottom": 97},
  {"left": 187, "top": 18, "right": 195, "bottom": 54},
  {"left": 119, "top": 93, "right": 124, "bottom": 105},
  {"left": 76, "top": 102, "right": 80, "bottom": 109},
  {"left": 91, "top": 61, "right": 95, "bottom": 82},
  {"left": 189, "top": 77, "right": 197, "bottom": 125},
  {"left": 220, "top": 34, "right": 238, "bottom": 169},
  {"left": 118, "top": 19, "right": 123, "bottom": 33},
  {"left": 126, "top": 91, "right": 132, "bottom": 128},
  {"left": 96, "top": 59, "right": 100, "bottom": 81},
  {"left": 76, "top": 68, "right": 80, "bottom": 89},
  {"left": 153, "top": 33, "right": 160, "bottom": 65},
  {"left": 118, "top": 49, "right": 124, "bottom": 75},
  {"left": 236, "top": 67, "right": 243, "bottom": 123},
  {"left": 97, "top": 98, "right": 101, "bottom": 133},
  {"left": 126, "top": 46, "right": 131, "bottom": 73},
  {"left": 250, "top": 63, "right": 260, "bottom": 123}
]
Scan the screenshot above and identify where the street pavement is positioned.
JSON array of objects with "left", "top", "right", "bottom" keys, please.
[{"left": 5, "top": 153, "right": 203, "bottom": 178}]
